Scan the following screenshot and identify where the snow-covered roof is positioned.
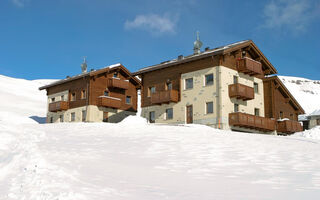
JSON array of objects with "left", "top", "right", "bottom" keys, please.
[
  {"left": 39, "top": 63, "right": 140, "bottom": 90},
  {"left": 133, "top": 40, "right": 250, "bottom": 75},
  {"left": 309, "top": 109, "right": 320, "bottom": 116}
]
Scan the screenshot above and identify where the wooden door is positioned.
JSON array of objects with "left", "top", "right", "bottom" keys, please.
[
  {"left": 186, "top": 105, "right": 193, "bottom": 124},
  {"left": 103, "top": 112, "right": 108, "bottom": 122}
]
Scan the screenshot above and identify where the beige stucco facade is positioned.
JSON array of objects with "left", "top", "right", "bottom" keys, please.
[{"left": 141, "top": 65, "right": 265, "bottom": 131}]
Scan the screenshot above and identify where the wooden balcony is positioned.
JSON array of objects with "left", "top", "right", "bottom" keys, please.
[
  {"left": 277, "top": 120, "right": 303, "bottom": 134},
  {"left": 229, "top": 112, "right": 276, "bottom": 132},
  {"left": 237, "top": 57, "right": 263, "bottom": 76},
  {"left": 229, "top": 83, "right": 254, "bottom": 100},
  {"left": 49, "top": 101, "right": 69, "bottom": 112},
  {"left": 107, "top": 78, "right": 129, "bottom": 90},
  {"left": 97, "top": 96, "right": 121, "bottom": 109},
  {"left": 151, "top": 90, "right": 179, "bottom": 105}
]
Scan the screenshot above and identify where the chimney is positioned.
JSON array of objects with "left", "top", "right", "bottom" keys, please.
[
  {"left": 205, "top": 47, "right": 210, "bottom": 51},
  {"left": 193, "top": 31, "right": 203, "bottom": 54},
  {"left": 177, "top": 55, "right": 184, "bottom": 60},
  {"left": 81, "top": 57, "right": 87, "bottom": 73}
]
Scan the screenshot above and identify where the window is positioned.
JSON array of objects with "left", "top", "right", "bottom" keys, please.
[
  {"left": 113, "top": 72, "right": 118, "bottom": 78},
  {"left": 233, "top": 76, "right": 238, "bottom": 84},
  {"left": 290, "top": 113, "right": 293, "bottom": 120},
  {"left": 206, "top": 102, "right": 214, "bottom": 114},
  {"left": 50, "top": 117, "right": 53, "bottom": 123},
  {"left": 126, "top": 96, "right": 132, "bottom": 104},
  {"left": 254, "top": 108, "right": 260, "bottom": 116},
  {"left": 81, "top": 90, "right": 86, "bottom": 99},
  {"left": 61, "top": 95, "right": 64, "bottom": 101},
  {"left": 148, "top": 86, "right": 156, "bottom": 97},
  {"left": 234, "top": 104, "right": 239, "bottom": 112},
  {"left": 254, "top": 83, "right": 259, "bottom": 93},
  {"left": 51, "top": 98, "right": 55, "bottom": 102},
  {"left": 166, "top": 82, "right": 172, "bottom": 90},
  {"left": 317, "top": 119, "right": 320, "bottom": 125},
  {"left": 82, "top": 110, "right": 86, "bottom": 122},
  {"left": 104, "top": 91, "right": 109, "bottom": 96},
  {"left": 166, "top": 108, "right": 173, "bottom": 120},
  {"left": 59, "top": 115, "right": 64, "bottom": 122},
  {"left": 280, "top": 111, "right": 283, "bottom": 119},
  {"left": 185, "top": 78, "right": 193, "bottom": 89},
  {"left": 205, "top": 74, "right": 214, "bottom": 86},
  {"left": 71, "top": 112, "right": 75, "bottom": 122},
  {"left": 149, "top": 111, "right": 155, "bottom": 123},
  {"left": 71, "top": 93, "right": 76, "bottom": 101}
]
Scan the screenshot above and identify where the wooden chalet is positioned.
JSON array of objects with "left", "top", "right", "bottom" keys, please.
[{"left": 40, "top": 63, "right": 141, "bottom": 123}]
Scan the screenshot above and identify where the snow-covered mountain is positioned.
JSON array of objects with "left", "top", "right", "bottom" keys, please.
[
  {"left": 1, "top": 74, "right": 320, "bottom": 200},
  {"left": 0, "top": 75, "right": 56, "bottom": 124},
  {"left": 279, "top": 76, "right": 320, "bottom": 114}
]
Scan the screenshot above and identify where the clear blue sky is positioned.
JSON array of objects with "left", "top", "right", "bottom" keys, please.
[{"left": 0, "top": 0, "right": 319, "bottom": 80}]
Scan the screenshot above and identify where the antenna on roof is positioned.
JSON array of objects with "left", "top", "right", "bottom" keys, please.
[
  {"left": 193, "top": 31, "right": 203, "bottom": 54},
  {"left": 81, "top": 56, "right": 87, "bottom": 73}
]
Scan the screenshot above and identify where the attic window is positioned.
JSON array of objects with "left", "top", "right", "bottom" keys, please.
[
  {"left": 104, "top": 91, "right": 109, "bottom": 96},
  {"left": 113, "top": 72, "right": 118, "bottom": 78}
]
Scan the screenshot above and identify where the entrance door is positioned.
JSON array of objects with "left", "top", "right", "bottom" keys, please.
[{"left": 186, "top": 105, "right": 193, "bottom": 124}]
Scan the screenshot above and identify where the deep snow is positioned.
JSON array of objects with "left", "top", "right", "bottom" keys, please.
[{"left": 0, "top": 74, "right": 320, "bottom": 199}]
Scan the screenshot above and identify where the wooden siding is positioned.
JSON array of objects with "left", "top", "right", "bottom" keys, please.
[
  {"left": 48, "top": 101, "right": 69, "bottom": 112},
  {"left": 89, "top": 69, "right": 138, "bottom": 112},
  {"left": 263, "top": 78, "right": 301, "bottom": 121},
  {"left": 229, "top": 83, "right": 254, "bottom": 100},
  {"left": 229, "top": 112, "right": 276, "bottom": 132},
  {"left": 141, "top": 56, "right": 219, "bottom": 107},
  {"left": 47, "top": 77, "right": 90, "bottom": 109},
  {"left": 150, "top": 90, "right": 179, "bottom": 105},
  {"left": 96, "top": 96, "right": 121, "bottom": 109},
  {"left": 277, "top": 120, "right": 303, "bottom": 134}
]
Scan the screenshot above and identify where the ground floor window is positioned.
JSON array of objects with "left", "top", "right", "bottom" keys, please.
[
  {"left": 149, "top": 111, "right": 155, "bottom": 123},
  {"left": 126, "top": 96, "right": 132, "bottom": 104},
  {"left": 50, "top": 117, "right": 53, "bottom": 123},
  {"left": 166, "top": 108, "right": 173, "bottom": 120},
  {"left": 317, "top": 119, "right": 320, "bottom": 125},
  {"left": 60, "top": 115, "right": 64, "bottom": 122},
  {"left": 206, "top": 102, "right": 213, "bottom": 114},
  {"left": 71, "top": 112, "right": 75, "bottom": 122},
  {"left": 82, "top": 110, "right": 86, "bottom": 122}
]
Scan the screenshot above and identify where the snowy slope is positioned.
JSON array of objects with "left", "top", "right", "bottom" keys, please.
[
  {"left": 0, "top": 75, "right": 56, "bottom": 124},
  {"left": 279, "top": 76, "right": 320, "bottom": 114},
  {"left": 1, "top": 74, "right": 320, "bottom": 199}
]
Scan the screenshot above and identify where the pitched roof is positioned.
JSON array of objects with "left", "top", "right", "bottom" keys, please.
[
  {"left": 263, "top": 76, "right": 305, "bottom": 115},
  {"left": 133, "top": 40, "right": 277, "bottom": 75},
  {"left": 39, "top": 63, "right": 141, "bottom": 90}
]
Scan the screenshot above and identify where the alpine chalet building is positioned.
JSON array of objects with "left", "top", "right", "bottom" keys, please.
[
  {"left": 134, "top": 39, "right": 304, "bottom": 134},
  {"left": 40, "top": 61, "right": 141, "bottom": 123}
]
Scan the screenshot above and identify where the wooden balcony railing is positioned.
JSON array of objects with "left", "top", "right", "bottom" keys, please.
[
  {"left": 277, "top": 120, "right": 303, "bottom": 134},
  {"left": 237, "top": 57, "right": 263, "bottom": 76},
  {"left": 229, "top": 83, "right": 254, "bottom": 100},
  {"left": 49, "top": 101, "right": 69, "bottom": 112},
  {"left": 229, "top": 112, "right": 276, "bottom": 132},
  {"left": 151, "top": 90, "right": 179, "bottom": 105},
  {"left": 97, "top": 96, "right": 121, "bottom": 109},
  {"left": 107, "top": 78, "right": 129, "bottom": 90}
]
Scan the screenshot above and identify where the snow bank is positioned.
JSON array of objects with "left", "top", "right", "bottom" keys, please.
[
  {"left": 293, "top": 126, "right": 320, "bottom": 140},
  {"left": 119, "top": 115, "right": 148, "bottom": 126}
]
